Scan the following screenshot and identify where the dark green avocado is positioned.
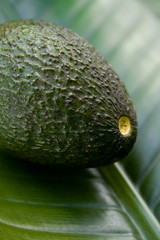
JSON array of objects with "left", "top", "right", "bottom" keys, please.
[{"left": 0, "top": 19, "right": 137, "bottom": 167}]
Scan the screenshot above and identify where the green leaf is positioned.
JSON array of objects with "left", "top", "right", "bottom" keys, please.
[
  {"left": 0, "top": 0, "right": 160, "bottom": 239},
  {"left": 139, "top": 0, "right": 160, "bottom": 18}
]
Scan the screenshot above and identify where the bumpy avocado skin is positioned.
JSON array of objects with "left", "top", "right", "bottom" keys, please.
[{"left": 0, "top": 19, "right": 137, "bottom": 167}]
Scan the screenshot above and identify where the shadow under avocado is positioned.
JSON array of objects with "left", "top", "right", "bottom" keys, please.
[{"left": 0, "top": 151, "right": 112, "bottom": 226}]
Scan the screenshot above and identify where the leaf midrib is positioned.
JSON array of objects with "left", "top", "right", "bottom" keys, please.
[{"left": 100, "top": 163, "right": 160, "bottom": 240}]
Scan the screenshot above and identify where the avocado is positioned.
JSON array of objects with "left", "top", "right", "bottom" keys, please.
[{"left": 0, "top": 19, "right": 137, "bottom": 167}]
